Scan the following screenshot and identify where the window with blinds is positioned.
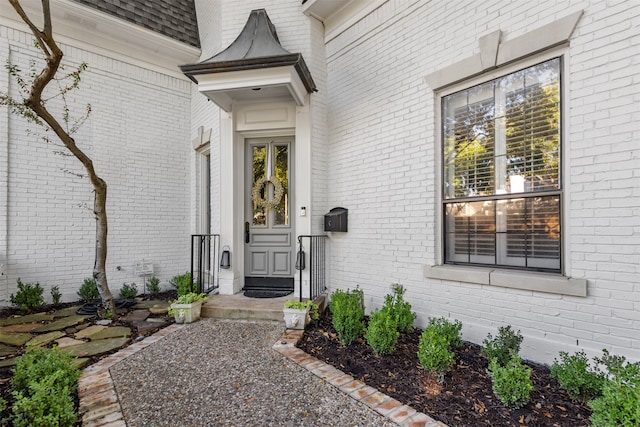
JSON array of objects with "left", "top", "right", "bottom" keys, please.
[{"left": 442, "top": 58, "right": 561, "bottom": 271}]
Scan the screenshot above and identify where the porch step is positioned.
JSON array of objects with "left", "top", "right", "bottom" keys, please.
[
  {"left": 201, "top": 294, "right": 290, "bottom": 322},
  {"left": 201, "top": 294, "right": 327, "bottom": 323}
]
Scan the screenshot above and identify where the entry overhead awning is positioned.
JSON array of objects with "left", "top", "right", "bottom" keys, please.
[{"left": 180, "top": 8, "right": 317, "bottom": 112}]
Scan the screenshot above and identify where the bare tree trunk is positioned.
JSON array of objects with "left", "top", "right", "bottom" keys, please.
[{"left": 7, "top": 0, "right": 116, "bottom": 315}]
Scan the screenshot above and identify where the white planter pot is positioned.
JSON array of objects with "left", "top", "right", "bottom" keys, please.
[
  {"left": 171, "top": 300, "right": 204, "bottom": 324},
  {"left": 283, "top": 307, "right": 310, "bottom": 329}
]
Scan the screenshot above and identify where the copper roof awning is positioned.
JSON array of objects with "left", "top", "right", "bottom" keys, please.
[{"left": 180, "top": 9, "right": 316, "bottom": 111}]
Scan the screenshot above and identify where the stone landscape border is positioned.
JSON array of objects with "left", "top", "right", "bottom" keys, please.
[{"left": 78, "top": 323, "right": 447, "bottom": 427}]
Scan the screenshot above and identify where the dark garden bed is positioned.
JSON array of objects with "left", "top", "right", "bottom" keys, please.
[{"left": 298, "top": 309, "right": 592, "bottom": 427}]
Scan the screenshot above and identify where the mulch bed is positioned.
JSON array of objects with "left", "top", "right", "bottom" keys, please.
[{"left": 298, "top": 309, "right": 592, "bottom": 427}]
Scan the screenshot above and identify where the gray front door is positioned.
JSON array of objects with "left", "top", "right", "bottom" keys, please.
[{"left": 244, "top": 138, "right": 294, "bottom": 290}]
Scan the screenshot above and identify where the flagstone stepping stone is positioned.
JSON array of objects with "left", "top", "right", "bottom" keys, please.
[
  {"left": 134, "top": 320, "right": 168, "bottom": 334},
  {"left": 0, "top": 322, "right": 43, "bottom": 333},
  {"left": 0, "top": 332, "right": 33, "bottom": 347},
  {"left": 55, "top": 337, "right": 86, "bottom": 348},
  {"left": 74, "top": 325, "right": 107, "bottom": 340},
  {"left": 62, "top": 337, "right": 129, "bottom": 358},
  {"left": 26, "top": 331, "right": 65, "bottom": 347},
  {"left": 149, "top": 303, "right": 169, "bottom": 315},
  {"left": 121, "top": 310, "right": 150, "bottom": 323},
  {"left": 32, "top": 315, "right": 92, "bottom": 333},
  {"left": 0, "top": 343, "right": 20, "bottom": 357},
  {"left": 96, "top": 319, "right": 112, "bottom": 326},
  {"left": 73, "top": 358, "right": 89, "bottom": 368},
  {"left": 146, "top": 317, "right": 167, "bottom": 323},
  {"left": 0, "top": 358, "right": 17, "bottom": 368},
  {"left": 90, "top": 326, "right": 131, "bottom": 340},
  {"left": 52, "top": 306, "right": 82, "bottom": 318},
  {"left": 133, "top": 299, "right": 167, "bottom": 309},
  {"left": 0, "top": 313, "right": 54, "bottom": 326}
]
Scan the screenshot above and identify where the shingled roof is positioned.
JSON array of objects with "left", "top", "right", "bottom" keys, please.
[{"left": 71, "top": 0, "right": 200, "bottom": 48}]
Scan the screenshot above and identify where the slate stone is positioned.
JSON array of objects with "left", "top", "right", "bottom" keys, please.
[
  {"left": 32, "top": 315, "right": 92, "bottom": 333},
  {"left": 149, "top": 303, "right": 169, "bottom": 315},
  {"left": 146, "top": 317, "right": 167, "bottom": 323},
  {"left": 0, "top": 358, "right": 17, "bottom": 368},
  {"left": 52, "top": 306, "right": 82, "bottom": 318},
  {"left": 95, "top": 319, "right": 113, "bottom": 326},
  {"left": 0, "top": 343, "right": 20, "bottom": 357},
  {"left": 56, "top": 337, "right": 86, "bottom": 348},
  {"left": 0, "top": 313, "right": 54, "bottom": 326},
  {"left": 73, "top": 358, "right": 90, "bottom": 368},
  {"left": 121, "top": 310, "right": 150, "bottom": 323},
  {"left": 26, "top": 331, "right": 65, "bottom": 347},
  {"left": 133, "top": 300, "right": 167, "bottom": 309},
  {"left": 134, "top": 320, "right": 168, "bottom": 334},
  {"left": 0, "top": 332, "right": 33, "bottom": 347},
  {"left": 90, "top": 326, "right": 131, "bottom": 340},
  {"left": 0, "top": 322, "right": 43, "bottom": 333},
  {"left": 62, "top": 337, "right": 129, "bottom": 357},
  {"left": 74, "top": 325, "right": 107, "bottom": 340}
]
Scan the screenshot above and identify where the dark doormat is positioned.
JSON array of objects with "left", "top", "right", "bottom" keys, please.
[{"left": 243, "top": 289, "right": 293, "bottom": 298}]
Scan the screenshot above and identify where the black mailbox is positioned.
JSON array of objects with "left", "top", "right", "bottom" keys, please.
[{"left": 324, "top": 207, "right": 348, "bottom": 232}]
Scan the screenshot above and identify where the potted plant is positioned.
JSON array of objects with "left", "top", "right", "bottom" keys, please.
[
  {"left": 283, "top": 299, "right": 319, "bottom": 329},
  {"left": 168, "top": 292, "right": 208, "bottom": 324}
]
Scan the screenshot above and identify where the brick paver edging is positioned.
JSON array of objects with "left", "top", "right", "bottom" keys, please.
[
  {"left": 272, "top": 329, "right": 448, "bottom": 427},
  {"left": 77, "top": 324, "right": 184, "bottom": 427}
]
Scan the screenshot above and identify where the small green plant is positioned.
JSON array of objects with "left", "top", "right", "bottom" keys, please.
[
  {"left": 329, "top": 287, "right": 365, "bottom": 346},
  {"left": 10, "top": 347, "right": 81, "bottom": 426},
  {"left": 50, "top": 286, "right": 62, "bottom": 307},
  {"left": 482, "top": 325, "right": 523, "bottom": 367},
  {"left": 77, "top": 277, "right": 99, "bottom": 302},
  {"left": 10, "top": 278, "right": 44, "bottom": 314},
  {"left": 366, "top": 306, "right": 399, "bottom": 355},
  {"left": 589, "top": 350, "right": 640, "bottom": 427},
  {"left": 488, "top": 354, "right": 534, "bottom": 409},
  {"left": 417, "top": 317, "right": 461, "bottom": 380},
  {"left": 426, "top": 317, "right": 463, "bottom": 349},
  {"left": 168, "top": 292, "right": 208, "bottom": 316},
  {"left": 387, "top": 284, "right": 417, "bottom": 332},
  {"left": 170, "top": 272, "right": 192, "bottom": 297},
  {"left": 284, "top": 300, "right": 320, "bottom": 320},
  {"left": 146, "top": 276, "right": 161, "bottom": 296},
  {"left": 119, "top": 282, "right": 138, "bottom": 299},
  {"left": 418, "top": 333, "right": 455, "bottom": 380},
  {"left": 551, "top": 350, "right": 605, "bottom": 404}
]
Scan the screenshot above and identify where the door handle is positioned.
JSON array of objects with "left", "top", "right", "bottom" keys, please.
[{"left": 245, "top": 222, "right": 250, "bottom": 243}]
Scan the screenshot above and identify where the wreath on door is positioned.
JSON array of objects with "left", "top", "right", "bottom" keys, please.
[{"left": 252, "top": 175, "right": 284, "bottom": 211}]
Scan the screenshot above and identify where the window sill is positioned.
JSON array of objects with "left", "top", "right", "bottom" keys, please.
[{"left": 424, "top": 265, "right": 587, "bottom": 297}]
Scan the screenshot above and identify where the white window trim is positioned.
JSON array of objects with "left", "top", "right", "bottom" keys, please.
[{"left": 424, "top": 12, "right": 587, "bottom": 297}]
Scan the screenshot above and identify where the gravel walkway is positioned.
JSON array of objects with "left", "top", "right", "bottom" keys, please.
[{"left": 109, "top": 319, "right": 397, "bottom": 426}]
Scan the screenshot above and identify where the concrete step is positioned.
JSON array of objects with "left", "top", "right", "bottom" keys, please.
[{"left": 201, "top": 293, "right": 326, "bottom": 323}]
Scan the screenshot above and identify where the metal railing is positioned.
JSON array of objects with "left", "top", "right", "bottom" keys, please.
[
  {"left": 190, "top": 234, "right": 220, "bottom": 294},
  {"left": 296, "top": 235, "right": 328, "bottom": 301}
]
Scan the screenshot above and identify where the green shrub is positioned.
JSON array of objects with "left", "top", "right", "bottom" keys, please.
[
  {"left": 417, "top": 333, "right": 455, "bottom": 380},
  {"left": 388, "top": 284, "right": 416, "bottom": 332},
  {"left": 119, "top": 282, "right": 138, "bottom": 299},
  {"left": 589, "top": 351, "right": 640, "bottom": 427},
  {"left": 482, "top": 325, "right": 523, "bottom": 367},
  {"left": 551, "top": 350, "right": 605, "bottom": 403},
  {"left": 488, "top": 354, "right": 534, "bottom": 409},
  {"left": 329, "top": 288, "right": 365, "bottom": 345},
  {"left": 170, "top": 272, "right": 192, "bottom": 297},
  {"left": 365, "top": 306, "right": 399, "bottom": 355},
  {"left": 77, "top": 277, "right": 99, "bottom": 302},
  {"left": 50, "top": 285, "right": 62, "bottom": 306},
  {"left": 10, "top": 278, "right": 44, "bottom": 314},
  {"left": 427, "top": 317, "right": 463, "bottom": 349},
  {"left": 10, "top": 347, "right": 81, "bottom": 427},
  {"left": 146, "top": 276, "right": 161, "bottom": 296}
]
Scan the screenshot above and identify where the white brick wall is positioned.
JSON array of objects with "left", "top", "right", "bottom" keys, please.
[
  {"left": 323, "top": 0, "right": 640, "bottom": 363},
  {"left": 1, "top": 26, "right": 193, "bottom": 303}
]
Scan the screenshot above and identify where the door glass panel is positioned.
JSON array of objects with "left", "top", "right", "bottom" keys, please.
[
  {"left": 274, "top": 145, "right": 289, "bottom": 225},
  {"left": 251, "top": 145, "right": 267, "bottom": 226}
]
